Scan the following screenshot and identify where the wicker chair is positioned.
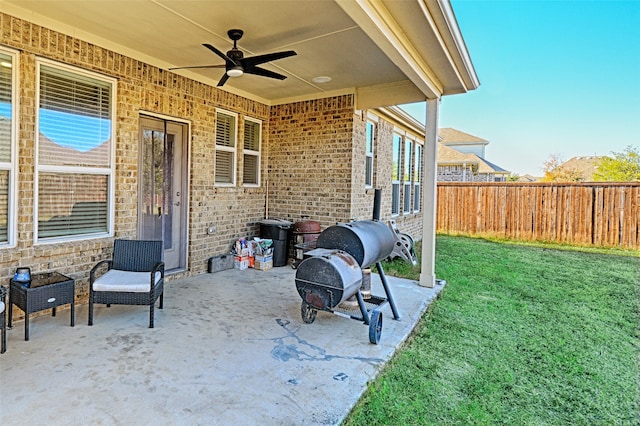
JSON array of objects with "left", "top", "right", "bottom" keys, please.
[
  {"left": 0, "top": 285, "right": 6, "bottom": 353},
  {"left": 89, "top": 239, "right": 164, "bottom": 328}
]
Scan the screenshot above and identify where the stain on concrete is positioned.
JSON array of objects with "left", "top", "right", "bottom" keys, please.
[{"left": 269, "top": 319, "right": 383, "bottom": 365}]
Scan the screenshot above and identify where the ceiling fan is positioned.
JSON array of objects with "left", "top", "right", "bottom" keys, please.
[{"left": 169, "top": 29, "right": 297, "bottom": 87}]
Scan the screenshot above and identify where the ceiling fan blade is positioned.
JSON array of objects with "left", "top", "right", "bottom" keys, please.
[
  {"left": 244, "top": 66, "right": 287, "bottom": 80},
  {"left": 203, "top": 43, "right": 238, "bottom": 65},
  {"left": 217, "top": 73, "right": 230, "bottom": 87},
  {"left": 168, "top": 65, "right": 226, "bottom": 70},
  {"left": 241, "top": 51, "right": 296, "bottom": 68}
]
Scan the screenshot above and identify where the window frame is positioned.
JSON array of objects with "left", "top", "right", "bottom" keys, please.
[
  {"left": 391, "top": 133, "right": 402, "bottom": 216},
  {"left": 34, "top": 58, "right": 116, "bottom": 243},
  {"left": 403, "top": 138, "right": 413, "bottom": 214},
  {"left": 242, "top": 116, "right": 261, "bottom": 187},
  {"left": 214, "top": 109, "right": 237, "bottom": 187},
  {"left": 413, "top": 143, "right": 422, "bottom": 213},
  {"left": 365, "top": 119, "right": 375, "bottom": 188},
  {"left": 0, "top": 46, "right": 19, "bottom": 247}
]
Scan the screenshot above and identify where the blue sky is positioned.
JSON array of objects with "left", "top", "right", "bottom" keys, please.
[{"left": 401, "top": 0, "right": 640, "bottom": 176}]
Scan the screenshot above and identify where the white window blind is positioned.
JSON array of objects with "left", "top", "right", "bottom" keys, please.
[
  {"left": 243, "top": 155, "right": 259, "bottom": 185},
  {"left": 215, "top": 151, "right": 234, "bottom": 184},
  {"left": 0, "top": 50, "right": 15, "bottom": 244},
  {"left": 403, "top": 139, "right": 412, "bottom": 214},
  {"left": 243, "top": 119, "right": 260, "bottom": 151},
  {"left": 414, "top": 144, "right": 422, "bottom": 212},
  {"left": 391, "top": 183, "right": 400, "bottom": 216},
  {"left": 39, "top": 65, "right": 111, "bottom": 167},
  {"left": 38, "top": 174, "right": 108, "bottom": 238},
  {"left": 365, "top": 121, "right": 375, "bottom": 187},
  {"left": 37, "top": 62, "right": 113, "bottom": 240},
  {"left": 0, "top": 53, "right": 12, "bottom": 163},
  {"left": 215, "top": 111, "right": 236, "bottom": 185},
  {"left": 243, "top": 119, "right": 260, "bottom": 186},
  {"left": 391, "top": 134, "right": 401, "bottom": 216},
  {"left": 216, "top": 112, "right": 235, "bottom": 147}
]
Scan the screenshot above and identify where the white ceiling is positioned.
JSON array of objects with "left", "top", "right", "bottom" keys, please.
[{"left": 1, "top": 0, "right": 479, "bottom": 106}]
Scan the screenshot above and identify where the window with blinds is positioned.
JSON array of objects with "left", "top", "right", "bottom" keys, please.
[
  {"left": 391, "top": 133, "right": 401, "bottom": 216},
  {"left": 215, "top": 110, "right": 236, "bottom": 185},
  {"left": 36, "top": 61, "right": 114, "bottom": 241},
  {"left": 414, "top": 144, "right": 422, "bottom": 212},
  {"left": 365, "top": 121, "right": 375, "bottom": 187},
  {"left": 0, "top": 50, "right": 16, "bottom": 244},
  {"left": 403, "top": 139, "right": 413, "bottom": 214},
  {"left": 243, "top": 118, "right": 261, "bottom": 186}
]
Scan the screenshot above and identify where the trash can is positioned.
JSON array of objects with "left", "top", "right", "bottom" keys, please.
[{"left": 260, "top": 219, "right": 292, "bottom": 267}]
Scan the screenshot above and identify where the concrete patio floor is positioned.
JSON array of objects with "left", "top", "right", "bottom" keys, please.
[{"left": 0, "top": 266, "right": 444, "bottom": 425}]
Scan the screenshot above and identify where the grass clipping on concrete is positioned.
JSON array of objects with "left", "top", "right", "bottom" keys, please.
[{"left": 346, "top": 236, "right": 640, "bottom": 425}]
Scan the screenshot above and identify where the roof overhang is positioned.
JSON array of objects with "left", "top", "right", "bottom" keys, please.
[{"left": 0, "top": 0, "right": 479, "bottom": 107}]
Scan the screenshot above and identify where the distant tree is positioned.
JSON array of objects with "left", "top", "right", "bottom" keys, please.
[
  {"left": 541, "top": 153, "right": 582, "bottom": 182},
  {"left": 593, "top": 146, "right": 640, "bottom": 182},
  {"left": 507, "top": 173, "right": 520, "bottom": 182}
]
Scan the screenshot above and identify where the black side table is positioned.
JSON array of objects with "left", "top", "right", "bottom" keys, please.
[{"left": 8, "top": 272, "right": 75, "bottom": 341}]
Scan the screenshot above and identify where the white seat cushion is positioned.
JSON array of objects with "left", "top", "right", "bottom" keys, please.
[
  {"left": 93, "top": 269, "right": 162, "bottom": 293},
  {"left": 0, "top": 300, "right": 4, "bottom": 314}
]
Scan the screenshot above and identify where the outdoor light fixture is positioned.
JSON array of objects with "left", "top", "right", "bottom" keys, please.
[{"left": 226, "top": 66, "right": 243, "bottom": 78}]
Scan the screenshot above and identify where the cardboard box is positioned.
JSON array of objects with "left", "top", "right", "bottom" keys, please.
[
  {"left": 234, "top": 255, "right": 250, "bottom": 270},
  {"left": 254, "top": 254, "right": 273, "bottom": 271},
  {"left": 255, "top": 259, "right": 273, "bottom": 271}
]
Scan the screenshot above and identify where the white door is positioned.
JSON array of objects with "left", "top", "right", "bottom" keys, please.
[{"left": 138, "top": 116, "right": 188, "bottom": 271}]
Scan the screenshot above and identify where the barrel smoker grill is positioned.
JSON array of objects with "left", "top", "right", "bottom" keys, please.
[{"left": 294, "top": 190, "right": 400, "bottom": 344}]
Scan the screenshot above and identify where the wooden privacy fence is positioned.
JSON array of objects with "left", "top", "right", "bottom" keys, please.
[{"left": 436, "top": 182, "right": 640, "bottom": 250}]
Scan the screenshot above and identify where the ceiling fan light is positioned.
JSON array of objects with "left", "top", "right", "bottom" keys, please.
[{"left": 227, "top": 66, "right": 243, "bottom": 78}]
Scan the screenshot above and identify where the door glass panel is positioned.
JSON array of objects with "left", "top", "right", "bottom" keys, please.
[
  {"left": 140, "top": 128, "right": 164, "bottom": 241},
  {"left": 163, "top": 134, "right": 174, "bottom": 249}
]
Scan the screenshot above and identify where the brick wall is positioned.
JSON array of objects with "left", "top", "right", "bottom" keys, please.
[
  {"left": 373, "top": 117, "right": 396, "bottom": 221},
  {"left": 438, "top": 165, "right": 474, "bottom": 182},
  {"left": 0, "top": 13, "right": 272, "bottom": 306},
  {"left": 267, "top": 96, "right": 356, "bottom": 228}
]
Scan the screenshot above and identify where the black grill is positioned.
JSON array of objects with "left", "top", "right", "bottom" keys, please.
[{"left": 294, "top": 189, "right": 400, "bottom": 344}]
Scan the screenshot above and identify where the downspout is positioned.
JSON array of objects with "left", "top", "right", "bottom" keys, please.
[{"left": 419, "top": 98, "right": 440, "bottom": 288}]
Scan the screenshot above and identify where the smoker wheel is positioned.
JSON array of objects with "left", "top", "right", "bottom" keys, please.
[
  {"left": 368, "top": 309, "right": 383, "bottom": 344},
  {"left": 301, "top": 302, "right": 317, "bottom": 324}
]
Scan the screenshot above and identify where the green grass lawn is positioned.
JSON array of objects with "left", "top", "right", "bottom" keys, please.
[{"left": 346, "top": 235, "right": 640, "bottom": 425}]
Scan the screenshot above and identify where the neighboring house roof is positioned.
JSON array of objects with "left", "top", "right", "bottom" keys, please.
[
  {"left": 560, "top": 156, "right": 604, "bottom": 181},
  {"left": 437, "top": 143, "right": 509, "bottom": 175},
  {"left": 479, "top": 158, "right": 509, "bottom": 175},
  {"left": 437, "top": 143, "right": 478, "bottom": 165},
  {"left": 517, "top": 174, "right": 541, "bottom": 182},
  {"left": 438, "top": 128, "right": 489, "bottom": 146}
]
